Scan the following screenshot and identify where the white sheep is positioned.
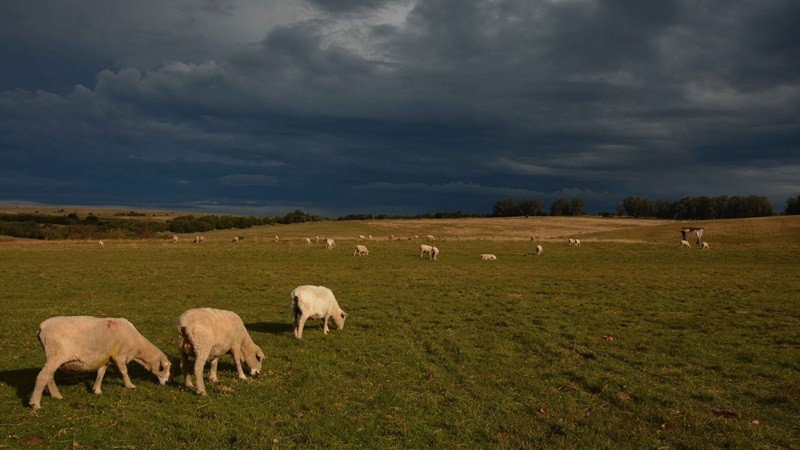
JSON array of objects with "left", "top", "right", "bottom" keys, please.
[
  {"left": 274, "top": 236, "right": 279, "bottom": 242},
  {"left": 430, "top": 246, "right": 439, "bottom": 260},
  {"left": 414, "top": 235, "right": 420, "bottom": 239},
  {"left": 530, "top": 236, "right": 537, "bottom": 242},
  {"left": 368, "top": 235, "right": 373, "bottom": 239},
  {"left": 315, "top": 236, "right": 320, "bottom": 242},
  {"left": 172, "top": 235, "right": 179, "bottom": 243},
  {"left": 98, "top": 240, "right": 104, "bottom": 248},
  {"left": 305, "top": 237, "right": 312, "bottom": 245},
  {"left": 681, "top": 239, "right": 691, "bottom": 248},
  {"left": 420, "top": 244, "right": 433, "bottom": 258},
  {"left": 390, "top": 234, "right": 396, "bottom": 240},
  {"left": 575, "top": 239, "right": 581, "bottom": 246},
  {"left": 29, "top": 316, "right": 171, "bottom": 409},
  {"left": 536, "top": 244, "right": 543, "bottom": 255},
  {"left": 199, "top": 236, "right": 205, "bottom": 243},
  {"left": 194, "top": 236, "right": 201, "bottom": 243},
  {"left": 427, "top": 234, "right": 435, "bottom": 241},
  {"left": 177, "top": 308, "right": 264, "bottom": 396},
  {"left": 291, "top": 285, "right": 347, "bottom": 339},
  {"left": 353, "top": 244, "right": 369, "bottom": 256},
  {"left": 568, "top": 238, "right": 576, "bottom": 246},
  {"left": 325, "top": 238, "right": 336, "bottom": 250},
  {"left": 481, "top": 254, "right": 497, "bottom": 260},
  {"left": 702, "top": 242, "right": 710, "bottom": 250},
  {"left": 358, "top": 235, "right": 366, "bottom": 240},
  {"left": 232, "top": 236, "right": 239, "bottom": 243}
]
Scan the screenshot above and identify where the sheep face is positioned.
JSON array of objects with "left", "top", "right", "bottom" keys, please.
[
  {"left": 241, "top": 341, "right": 265, "bottom": 377},
  {"left": 331, "top": 310, "right": 348, "bottom": 330},
  {"left": 153, "top": 357, "right": 172, "bottom": 385}
]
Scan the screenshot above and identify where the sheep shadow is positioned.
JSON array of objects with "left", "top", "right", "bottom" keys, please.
[
  {"left": 246, "top": 322, "right": 293, "bottom": 336},
  {"left": 0, "top": 368, "right": 40, "bottom": 405}
]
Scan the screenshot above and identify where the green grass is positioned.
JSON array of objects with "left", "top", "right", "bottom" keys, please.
[{"left": 1, "top": 217, "right": 799, "bottom": 448}]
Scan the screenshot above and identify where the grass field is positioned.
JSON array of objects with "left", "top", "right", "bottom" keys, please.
[{"left": 1, "top": 215, "right": 798, "bottom": 448}]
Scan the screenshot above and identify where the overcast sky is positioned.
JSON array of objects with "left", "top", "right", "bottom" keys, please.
[{"left": 1, "top": 0, "right": 798, "bottom": 216}]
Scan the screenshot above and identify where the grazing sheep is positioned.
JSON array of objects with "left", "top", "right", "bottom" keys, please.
[
  {"left": 420, "top": 244, "right": 433, "bottom": 258},
  {"left": 172, "top": 235, "right": 179, "bottom": 243},
  {"left": 568, "top": 238, "right": 576, "bottom": 246},
  {"left": 390, "top": 234, "right": 395, "bottom": 240},
  {"left": 430, "top": 246, "right": 439, "bottom": 260},
  {"left": 353, "top": 244, "right": 369, "bottom": 256},
  {"left": 98, "top": 240, "right": 104, "bottom": 249},
  {"left": 530, "top": 236, "right": 537, "bottom": 242},
  {"left": 575, "top": 239, "right": 581, "bottom": 246},
  {"left": 358, "top": 235, "right": 366, "bottom": 240},
  {"left": 427, "top": 234, "right": 435, "bottom": 241},
  {"left": 368, "top": 235, "right": 373, "bottom": 239},
  {"left": 325, "top": 238, "right": 336, "bottom": 250},
  {"left": 177, "top": 308, "right": 264, "bottom": 396},
  {"left": 305, "top": 238, "right": 312, "bottom": 245},
  {"left": 291, "top": 285, "right": 347, "bottom": 339},
  {"left": 702, "top": 242, "right": 710, "bottom": 250},
  {"left": 274, "top": 236, "right": 279, "bottom": 242},
  {"left": 29, "top": 316, "right": 171, "bottom": 409},
  {"left": 536, "top": 244, "right": 543, "bottom": 255},
  {"left": 481, "top": 254, "right": 497, "bottom": 260},
  {"left": 681, "top": 239, "right": 691, "bottom": 248},
  {"left": 414, "top": 235, "right": 420, "bottom": 239},
  {"left": 232, "top": 236, "right": 239, "bottom": 243},
  {"left": 199, "top": 236, "right": 204, "bottom": 243}
]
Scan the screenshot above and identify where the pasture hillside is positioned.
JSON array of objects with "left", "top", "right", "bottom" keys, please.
[{"left": 0, "top": 215, "right": 798, "bottom": 448}]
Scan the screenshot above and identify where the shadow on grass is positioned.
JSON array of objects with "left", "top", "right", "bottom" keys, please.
[
  {"left": 246, "top": 322, "right": 293, "bottom": 335},
  {"left": 0, "top": 364, "right": 176, "bottom": 407}
]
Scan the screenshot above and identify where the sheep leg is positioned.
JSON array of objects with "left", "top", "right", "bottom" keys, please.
[
  {"left": 112, "top": 358, "right": 135, "bottom": 389},
  {"left": 180, "top": 350, "right": 193, "bottom": 389},
  {"left": 193, "top": 349, "right": 210, "bottom": 396},
  {"left": 230, "top": 347, "right": 246, "bottom": 379},
  {"left": 92, "top": 365, "right": 108, "bottom": 394},
  {"left": 29, "top": 362, "right": 61, "bottom": 409},
  {"left": 46, "top": 378, "right": 62, "bottom": 400},
  {"left": 292, "top": 308, "right": 300, "bottom": 338},
  {"left": 296, "top": 314, "right": 310, "bottom": 339},
  {"left": 209, "top": 357, "right": 219, "bottom": 383},
  {"left": 323, "top": 316, "right": 330, "bottom": 334}
]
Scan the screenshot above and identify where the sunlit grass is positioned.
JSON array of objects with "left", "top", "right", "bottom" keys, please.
[{"left": 1, "top": 217, "right": 798, "bottom": 448}]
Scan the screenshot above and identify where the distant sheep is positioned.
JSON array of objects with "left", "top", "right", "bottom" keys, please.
[
  {"left": 536, "top": 245, "right": 543, "bottom": 255},
  {"left": 29, "top": 316, "right": 171, "bottom": 409},
  {"left": 702, "top": 242, "right": 710, "bottom": 250},
  {"left": 420, "top": 244, "right": 433, "bottom": 258},
  {"left": 315, "top": 236, "right": 320, "bottom": 242},
  {"left": 530, "top": 236, "right": 537, "bottom": 242},
  {"left": 414, "top": 235, "right": 420, "bottom": 239},
  {"left": 353, "top": 244, "right": 369, "bottom": 256},
  {"left": 98, "top": 240, "right": 104, "bottom": 249},
  {"left": 430, "top": 246, "right": 439, "bottom": 260},
  {"left": 481, "top": 254, "right": 497, "bottom": 260},
  {"left": 574, "top": 239, "right": 581, "bottom": 246},
  {"left": 358, "top": 235, "right": 366, "bottom": 240},
  {"left": 305, "top": 237, "right": 312, "bottom": 245},
  {"left": 325, "top": 238, "right": 336, "bottom": 250},
  {"left": 681, "top": 240, "right": 691, "bottom": 248},
  {"left": 568, "top": 238, "right": 576, "bottom": 246},
  {"left": 232, "top": 236, "right": 239, "bottom": 243},
  {"left": 177, "top": 308, "right": 264, "bottom": 396},
  {"left": 291, "top": 285, "right": 347, "bottom": 339},
  {"left": 274, "top": 236, "right": 279, "bottom": 242},
  {"left": 427, "top": 234, "right": 435, "bottom": 241},
  {"left": 172, "top": 235, "right": 179, "bottom": 243},
  {"left": 193, "top": 236, "right": 202, "bottom": 243},
  {"left": 368, "top": 235, "right": 373, "bottom": 239},
  {"left": 390, "top": 234, "right": 396, "bottom": 240}
]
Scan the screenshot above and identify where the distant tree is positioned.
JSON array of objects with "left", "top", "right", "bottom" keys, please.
[
  {"left": 492, "top": 199, "right": 517, "bottom": 217},
  {"left": 786, "top": 196, "right": 800, "bottom": 215},
  {"left": 569, "top": 198, "right": 585, "bottom": 216},
  {"left": 622, "top": 196, "right": 653, "bottom": 218},
  {"left": 615, "top": 203, "right": 624, "bottom": 217},
  {"left": 550, "top": 199, "right": 571, "bottom": 216},
  {"left": 518, "top": 199, "right": 544, "bottom": 217},
  {"left": 654, "top": 200, "right": 677, "bottom": 219}
]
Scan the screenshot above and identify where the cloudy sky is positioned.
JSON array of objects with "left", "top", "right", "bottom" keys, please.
[{"left": 1, "top": 0, "right": 798, "bottom": 216}]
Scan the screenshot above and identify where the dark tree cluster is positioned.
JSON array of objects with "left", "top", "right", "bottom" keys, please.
[
  {"left": 786, "top": 196, "right": 800, "bottom": 215},
  {"left": 620, "top": 195, "right": 774, "bottom": 219},
  {"left": 491, "top": 198, "right": 546, "bottom": 217}
]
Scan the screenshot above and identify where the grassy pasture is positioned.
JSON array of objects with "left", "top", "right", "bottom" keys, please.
[{"left": 0, "top": 216, "right": 798, "bottom": 448}]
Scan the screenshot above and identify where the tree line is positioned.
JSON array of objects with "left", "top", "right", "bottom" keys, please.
[{"left": 490, "top": 194, "right": 799, "bottom": 219}]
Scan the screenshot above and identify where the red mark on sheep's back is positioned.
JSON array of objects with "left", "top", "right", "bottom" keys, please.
[{"left": 107, "top": 320, "right": 116, "bottom": 328}]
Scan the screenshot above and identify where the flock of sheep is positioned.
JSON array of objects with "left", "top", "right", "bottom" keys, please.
[
  {"left": 29, "top": 285, "right": 346, "bottom": 409},
  {"left": 38, "top": 227, "right": 710, "bottom": 410}
]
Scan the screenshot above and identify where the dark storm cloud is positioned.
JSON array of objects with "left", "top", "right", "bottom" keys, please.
[{"left": 0, "top": 0, "right": 798, "bottom": 215}]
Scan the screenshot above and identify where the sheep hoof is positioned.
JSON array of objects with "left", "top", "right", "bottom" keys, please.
[
  {"left": 93, "top": 389, "right": 102, "bottom": 395},
  {"left": 29, "top": 402, "right": 41, "bottom": 410},
  {"left": 51, "top": 393, "right": 63, "bottom": 400}
]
